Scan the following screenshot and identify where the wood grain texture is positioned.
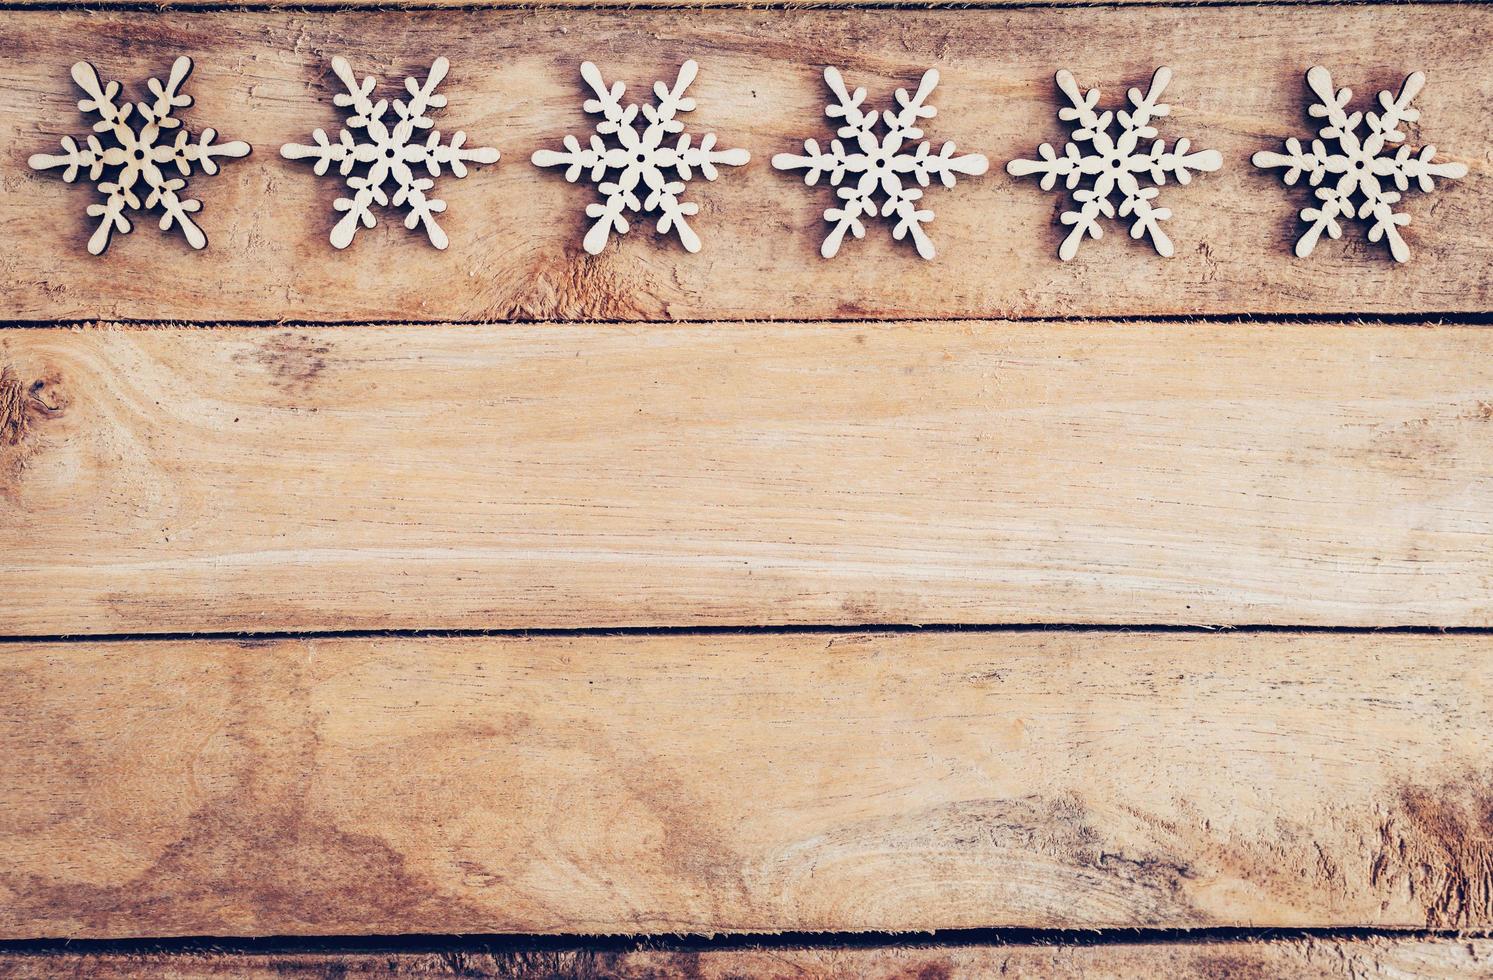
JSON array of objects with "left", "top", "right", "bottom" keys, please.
[
  {"left": 6, "top": 321, "right": 1493, "bottom": 634},
  {"left": 0, "top": 0, "right": 1386, "bottom": 8},
  {"left": 3, "top": 939, "right": 1493, "bottom": 979},
  {"left": 4, "top": 630, "right": 1493, "bottom": 937},
  {"left": 2, "top": 6, "right": 1491, "bottom": 323}
]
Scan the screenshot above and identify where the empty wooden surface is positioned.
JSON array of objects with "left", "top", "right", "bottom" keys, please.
[
  {"left": 2, "top": 6, "right": 1491, "bottom": 323},
  {"left": 3, "top": 938, "right": 1492, "bottom": 979},
  {"left": 5, "top": 321, "right": 1493, "bottom": 635},
  {"left": 4, "top": 630, "right": 1492, "bottom": 937}
]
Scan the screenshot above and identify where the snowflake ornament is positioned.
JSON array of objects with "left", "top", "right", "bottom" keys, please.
[
  {"left": 773, "top": 67, "right": 988, "bottom": 260},
  {"left": 28, "top": 57, "right": 250, "bottom": 255},
  {"left": 532, "top": 60, "right": 750, "bottom": 255},
  {"left": 1007, "top": 67, "right": 1222, "bottom": 261},
  {"left": 1253, "top": 67, "right": 1467, "bottom": 263},
  {"left": 281, "top": 56, "right": 499, "bottom": 250}
]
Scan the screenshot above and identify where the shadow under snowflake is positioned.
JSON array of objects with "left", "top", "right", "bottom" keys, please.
[
  {"left": 773, "top": 67, "right": 989, "bottom": 260},
  {"left": 281, "top": 56, "right": 499, "bottom": 251},
  {"left": 531, "top": 60, "right": 750, "bottom": 255},
  {"left": 1007, "top": 67, "right": 1221, "bottom": 261},
  {"left": 1253, "top": 67, "right": 1467, "bottom": 263},
  {"left": 28, "top": 57, "right": 251, "bottom": 255}
]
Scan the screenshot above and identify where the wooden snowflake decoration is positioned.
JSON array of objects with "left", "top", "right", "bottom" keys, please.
[
  {"left": 773, "top": 67, "right": 989, "bottom": 260},
  {"left": 281, "top": 56, "right": 499, "bottom": 250},
  {"left": 1253, "top": 67, "right": 1467, "bottom": 263},
  {"left": 28, "top": 57, "right": 250, "bottom": 255},
  {"left": 1007, "top": 67, "right": 1221, "bottom": 261},
  {"left": 531, "top": 60, "right": 750, "bottom": 255}
]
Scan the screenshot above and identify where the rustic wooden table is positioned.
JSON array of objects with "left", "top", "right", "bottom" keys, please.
[{"left": 1, "top": 1, "right": 1490, "bottom": 976}]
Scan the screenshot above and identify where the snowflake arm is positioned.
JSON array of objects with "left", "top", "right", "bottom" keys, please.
[
  {"left": 281, "top": 56, "right": 498, "bottom": 250},
  {"left": 532, "top": 60, "right": 748, "bottom": 255},
  {"left": 773, "top": 66, "right": 987, "bottom": 260},
  {"left": 28, "top": 134, "right": 107, "bottom": 187},
  {"left": 146, "top": 177, "right": 206, "bottom": 249},
  {"left": 1007, "top": 67, "right": 1219, "bottom": 261},
  {"left": 28, "top": 57, "right": 249, "bottom": 254},
  {"left": 1054, "top": 192, "right": 1112, "bottom": 262},
  {"left": 644, "top": 59, "right": 696, "bottom": 133},
  {"left": 885, "top": 188, "right": 936, "bottom": 259},
  {"left": 82, "top": 180, "right": 137, "bottom": 256},
  {"left": 280, "top": 128, "right": 355, "bottom": 178},
  {"left": 823, "top": 66, "right": 874, "bottom": 136},
  {"left": 70, "top": 61, "right": 133, "bottom": 142},
  {"left": 1250, "top": 137, "right": 1332, "bottom": 189},
  {"left": 647, "top": 180, "right": 702, "bottom": 254},
  {"left": 1253, "top": 66, "right": 1466, "bottom": 262},
  {"left": 138, "top": 56, "right": 193, "bottom": 130},
  {"left": 393, "top": 57, "right": 448, "bottom": 138},
  {"left": 1054, "top": 68, "right": 1106, "bottom": 137},
  {"left": 175, "top": 127, "right": 252, "bottom": 177}
]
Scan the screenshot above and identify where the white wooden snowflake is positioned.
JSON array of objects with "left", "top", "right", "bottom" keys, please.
[
  {"left": 27, "top": 57, "right": 250, "bottom": 255},
  {"left": 531, "top": 60, "right": 750, "bottom": 255},
  {"left": 1007, "top": 67, "right": 1221, "bottom": 261},
  {"left": 281, "top": 56, "right": 499, "bottom": 251},
  {"left": 1253, "top": 67, "right": 1467, "bottom": 263},
  {"left": 773, "top": 67, "right": 988, "bottom": 260}
]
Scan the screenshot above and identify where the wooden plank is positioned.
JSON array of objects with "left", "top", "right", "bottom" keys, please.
[
  {"left": 4, "top": 630, "right": 1492, "bottom": 936},
  {"left": 6, "top": 321, "right": 1493, "bottom": 635},
  {"left": 1, "top": 6, "right": 1490, "bottom": 323},
  {"left": 0, "top": 0, "right": 1382, "bottom": 8},
  {"left": 2, "top": 939, "right": 1492, "bottom": 979}
]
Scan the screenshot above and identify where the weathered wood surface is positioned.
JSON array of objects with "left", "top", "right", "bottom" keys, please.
[
  {"left": 5, "top": 321, "right": 1493, "bottom": 634},
  {"left": 2, "top": 6, "right": 1490, "bottom": 323},
  {"left": 3, "top": 631, "right": 1492, "bottom": 937},
  {"left": 0, "top": 0, "right": 1387, "bottom": 8},
  {"left": 3, "top": 939, "right": 1492, "bottom": 979}
]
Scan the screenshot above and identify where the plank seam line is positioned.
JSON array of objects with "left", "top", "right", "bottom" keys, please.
[
  {"left": 4, "top": 311, "right": 1493, "bottom": 329},
  {"left": 0, "top": 0, "right": 1485, "bottom": 11},
  {"left": 6, "top": 623, "right": 1493, "bottom": 645},
  {"left": 0, "top": 926, "right": 1489, "bottom": 955}
]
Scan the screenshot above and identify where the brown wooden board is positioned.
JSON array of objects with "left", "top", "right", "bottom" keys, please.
[
  {"left": 4, "top": 630, "right": 1492, "bottom": 937},
  {"left": 2, "top": 6, "right": 1490, "bottom": 324},
  {"left": 6, "top": 0, "right": 1493, "bottom": 963},
  {"left": 0, "top": 0, "right": 1401, "bottom": 7},
  {"left": 2, "top": 939, "right": 1493, "bottom": 979},
  {"left": 5, "top": 321, "right": 1493, "bottom": 635}
]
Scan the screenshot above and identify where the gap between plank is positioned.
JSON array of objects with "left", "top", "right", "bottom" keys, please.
[
  {"left": 0, "top": 926, "right": 1488, "bottom": 955},
  {"left": 5, "top": 623, "right": 1493, "bottom": 645},
  {"left": 2, "top": 311, "right": 1493, "bottom": 330}
]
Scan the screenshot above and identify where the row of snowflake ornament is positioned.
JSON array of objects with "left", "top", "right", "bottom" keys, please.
[{"left": 29, "top": 57, "right": 1467, "bottom": 263}]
